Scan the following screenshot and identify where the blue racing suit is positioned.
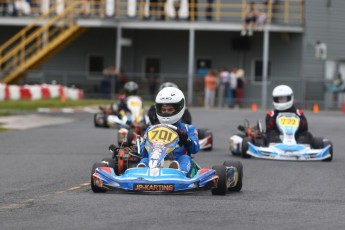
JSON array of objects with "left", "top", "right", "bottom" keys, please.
[{"left": 139, "top": 121, "right": 200, "bottom": 174}]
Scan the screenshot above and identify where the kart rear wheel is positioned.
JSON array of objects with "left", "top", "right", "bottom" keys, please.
[
  {"left": 211, "top": 165, "right": 227, "bottom": 195},
  {"left": 314, "top": 137, "right": 333, "bottom": 162},
  {"left": 230, "top": 134, "right": 244, "bottom": 156},
  {"left": 91, "top": 162, "right": 108, "bottom": 193},
  {"left": 223, "top": 161, "right": 243, "bottom": 192},
  {"left": 127, "top": 129, "right": 135, "bottom": 147},
  {"left": 199, "top": 129, "right": 213, "bottom": 151},
  {"left": 101, "top": 157, "right": 119, "bottom": 175},
  {"left": 204, "top": 132, "right": 213, "bottom": 151},
  {"left": 322, "top": 140, "right": 333, "bottom": 162},
  {"left": 241, "top": 137, "right": 251, "bottom": 158},
  {"left": 93, "top": 114, "right": 102, "bottom": 127}
]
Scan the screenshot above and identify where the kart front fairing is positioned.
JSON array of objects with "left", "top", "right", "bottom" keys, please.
[
  {"left": 246, "top": 113, "right": 332, "bottom": 161},
  {"left": 92, "top": 124, "right": 219, "bottom": 192},
  {"left": 247, "top": 142, "right": 332, "bottom": 161},
  {"left": 93, "top": 165, "right": 218, "bottom": 192}
]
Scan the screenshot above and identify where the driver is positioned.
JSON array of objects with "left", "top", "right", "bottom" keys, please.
[
  {"left": 137, "top": 87, "right": 200, "bottom": 174},
  {"left": 147, "top": 82, "right": 192, "bottom": 125},
  {"left": 115, "top": 81, "right": 139, "bottom": 118},
  {"left": 265, "top": 85, "right": 314, "bottom": 146}
]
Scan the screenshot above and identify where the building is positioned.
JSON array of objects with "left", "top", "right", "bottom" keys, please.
[{"left": 0, "top": 0, "right": 344, "bottom": 109}]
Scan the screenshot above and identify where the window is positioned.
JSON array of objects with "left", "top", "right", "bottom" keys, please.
[
  {"left": 253, "top": 59, "right": 271, "bottom": 82},
  {"left": 89, "top": 55, "right": 104, "bottom": 73}
]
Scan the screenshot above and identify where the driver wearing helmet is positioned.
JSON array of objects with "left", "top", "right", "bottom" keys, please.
[
  {"left": 117, "top": 81, "right": 139, "bottom": 113},
  {"left": 265, "top": 85, "right": 314, "bottom": 145},
  {"left": 147, "top": 82, "right": 192, "bottom": 125},
  {"left": 138, "top": 87, "right": 200, "bottom": 174}
]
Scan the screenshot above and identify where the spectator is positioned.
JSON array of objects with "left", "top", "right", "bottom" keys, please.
[
  {"left": 241, "top": 1, "right": 258, "bottom": 36},
  {"left": 330, "top": 72, "right": 344, "bottom": 108},
  {"left": 228, "top": 67, "right": 238, "bottom": 108},
  {"left": 187, "top": 0, "right": 198, "bottom": 21},
  {"left": 146, "top": 66, "right": 159, "bottom": 100},
  {"left": 195, "top": 61, "right": 208, "bottom": 92},
  {"left": 102, "top": 65, "right": 118, "bottom": 96},
  {"left": 217, "top": 67, "right": 230, "bottom": 107},
  {"left": 0, "top": 1, "right": 8, "bottom": 16},
  {"left": 235, "top": 68, "right": 246, "bottom": 107},
  {"left": 117, "top": 68, "right": 129, "bottom": 94},
  {"left": 173, "top": 0, "right": 180, "bottom": 20},
  {"left": 204, "top": 68, "right": 218, "bottom": 108},
  {"left": 206, "top": 0, "right": 213, "bottom": 20}
]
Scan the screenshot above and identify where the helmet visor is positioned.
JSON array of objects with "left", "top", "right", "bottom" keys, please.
[
  {"left": 156, "top": 99, "right": 185, "bottom": 118},
  {"left": 273, "top": 95, "right": 292, "bottom": 103}
]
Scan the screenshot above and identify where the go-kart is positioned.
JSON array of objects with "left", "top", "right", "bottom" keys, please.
[
  {"left": 91, "top": 124, "right": 243, "bottom": 194},
  {"left": 229, "top": 119, "right": 265, "bottom": 158},
  {"left": 231, "top": 113, "right": 333, "bottom": 161},
  {"left": 107, "top": 96, "right": 150, "bottom": 147}
]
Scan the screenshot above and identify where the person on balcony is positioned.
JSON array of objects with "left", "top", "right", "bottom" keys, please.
[{"left": 241, "top": 1, "right": 258, "bottom": 36}]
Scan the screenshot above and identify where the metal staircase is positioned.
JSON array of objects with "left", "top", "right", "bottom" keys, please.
[{"left": 0, "top": 1, "right": 86, "bottom": 84}]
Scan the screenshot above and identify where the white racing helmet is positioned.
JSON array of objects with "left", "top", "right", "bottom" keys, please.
[
  {"left": 272, "top": 85, "right": 294, "bottom": 111},
  {"left": 124, "top": 81, "right": 138, "bottom": 96},
  {"left": 159, "top": 82, "right": 178, "bottom": 91},
  {"left": 155, "top": 87, "right": 185, "bottom": 124}
]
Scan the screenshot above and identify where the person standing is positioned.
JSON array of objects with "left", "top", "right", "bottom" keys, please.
[
  {"left": 217, "top": 67, "right": 230, "bottom": 107},
  {"left": 235, "top": 68, "right": 246, "bottom": 107},
  {"left": 228, "top": 67, "right": 238, "bottom": 108},
  {"left": 204, "top": 69, "right": 218, "bottom": 108},
  {"left": 195, "top": 61, "right": 208, "bottom": 92},
  {"left": 146, "top": 66, "right": 159, "bottom": 101}
]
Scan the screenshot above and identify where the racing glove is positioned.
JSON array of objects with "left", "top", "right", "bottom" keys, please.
[
  {"left": 109, "top": 144, "right": 120, "bottom": 158},
  {"left": 177, "top": 128, "right": 191, "bottom": 147}
]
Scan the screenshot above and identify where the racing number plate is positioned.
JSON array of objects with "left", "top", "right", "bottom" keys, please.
[
  {"left": 130, "top": 101, "right": 140, "bottom": 107},
  {"left": 134, "top": 184, "right": 174, "bottom": 191},
  {"left": 278, "top": 117, "right": 298, "bottom": 127},
  {"left": 147, "top": 126, "right": 178, "bottom": 144}
]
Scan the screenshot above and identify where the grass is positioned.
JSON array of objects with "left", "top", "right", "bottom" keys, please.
[{"left": 0, "top": 99, "right": 115, "bottom": 111}]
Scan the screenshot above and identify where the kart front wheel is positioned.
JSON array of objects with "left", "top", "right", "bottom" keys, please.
[
  {"left": 91, "top": 162, "right": 108, "bottom": 193},
  {"left": 223, "top": 161, "right": 243, "bottom": 192},
  {"left": 241, "top": 137, "right": 251, "bottom": 158},
  {"left": 211, "top": 165, "right": 227, "bottom": 195},
  {"left": 101, "top": 157, "right": 119, "bottom": 175}
]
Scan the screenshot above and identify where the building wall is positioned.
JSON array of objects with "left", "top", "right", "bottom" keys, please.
[{"left": 302, "top": 0, "right": 345, "bottom": 102}]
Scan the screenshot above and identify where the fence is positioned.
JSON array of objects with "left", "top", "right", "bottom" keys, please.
[{"left": 18, "top": 69, "right": 345, "bottom": 111}]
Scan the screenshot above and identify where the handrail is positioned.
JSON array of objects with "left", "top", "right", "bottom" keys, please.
[
  {"left": 0, "top": 0, "right": 304, "bottom": 25},
  {"left": 0, "top": 1, "right": 85, "bottom": 83}
]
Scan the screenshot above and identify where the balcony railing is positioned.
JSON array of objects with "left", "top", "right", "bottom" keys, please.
[{"left": 0, "top": 0, "right": 304, "bottom": 26}]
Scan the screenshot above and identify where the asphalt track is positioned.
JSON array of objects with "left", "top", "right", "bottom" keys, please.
[{"left": 1, "top": 108, "right": 345, "bottom": 230}]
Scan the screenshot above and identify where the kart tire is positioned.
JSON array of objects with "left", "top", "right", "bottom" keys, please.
[
  {"left": 230, "top": 134, "right": 244, "bottom": 156},
  {"left": 101, "top": 157, "right": 119, "bottom": 175},
  {"left": 223, "top": 161, "right": 243, "bottom": 192},
  {"left": 322, "top": 140, "right": 333, "bottom": 162},
  {"left": 91, "top": 162, "right": 108, "bottom": 193},
  {"left": 314, "top": 137, "right": 333, "bottom": 162},
  {"left": 126, "top": 129, "right": 135, "bottom": 147},
  {"left": 199, "top": 129, "right": 213, "bottom": 151},
  {"left": 103, "top": 115, "right": 110, "bottom": 128},
  {"left": 93, "top": 114, "right": 102, "bottom": 127},
  {"left": 241, "top": 137, "right": 251, "bottom": 158},
  {"left": 211, "top": 165, "right": 227, "bottom": 195},
  {"left": 313, "top": 137, "right": 324, "bottom": 149}
]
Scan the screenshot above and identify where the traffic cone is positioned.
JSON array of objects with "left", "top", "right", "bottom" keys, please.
[
  {"left": 251, "top": 103, "right": 257, "bottom": 111},
  {"left": 313, "top": 104, "right": 319, "bottom": 113},
  {"left": 60, "top": 90, "right": 66, "bottom": 103}
]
